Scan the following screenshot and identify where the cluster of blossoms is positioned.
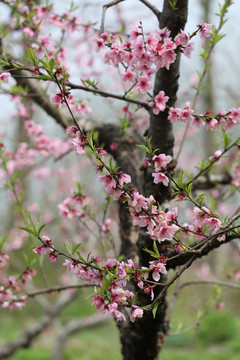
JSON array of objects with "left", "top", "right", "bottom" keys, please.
[
  {"left": 98, "top": 25, "right": 195, "bottom": 77},
  {"left": 66, "top": 126, "right": 88, "bottom": 156},
  {"left": 95, "top": 23, "right": 212, "bottom": 114},
  {"left": 98, "top": 172, "right": 131, "bottom": 200},
  {"left": 0, "top": 268, "right": 35, "bottom": 310},
  {"left": 128, "top": 193, "right": 179, "bottom": 242},
  {"left": 5, "top": 1, "right": 81, "bottom": 40},
  {"left": 62, "top": 256, "right": 167, "bottom": 322},
  {"left": 168, "top": 103, "right": 240, "bottom": 131},
  {"left": 33, "top": 235, "right": 58, "bottom": 263},
  {"left": 192, "top": 207, "right": 221, "bottom": 235},
  {"left": 49, "top": 86, "right": 92, "bottom": 118},
  {"left": 50, "top": 88, "right": 92, "bottom": 116},
  {"left": 0, "top": 285, "right": 26, "bottom": 310},
  {"left": 151, "top": 153, "right": 172, "bottom": 186},
  {"left": 0, "top": 122, "right": 71, "bottom": 182},
  {"left": 58, "top": 190, "right": 89, "bottom": 219}
]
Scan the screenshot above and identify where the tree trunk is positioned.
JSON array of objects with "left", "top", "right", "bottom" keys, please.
[{"left": 117, "top": 1, "right": 189, "bottom": 359}]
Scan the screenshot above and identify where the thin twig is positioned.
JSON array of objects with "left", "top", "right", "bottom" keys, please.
[
  {"left": 139, "top": 0, "right": 162, "bottom": 22},
  {"left": 179, "top": 279, "right": 240, "bottom": 290},
  {"left": 26, "top": 283, "right": 95, "bottom": 297},
  {"left": 0, "top": 292, "right": 75, "bottom": 360},
  {"left": 176, "top": 7, "right": 231, "bottom": 161},
  {"left": 189, "top": 137, "right": 239, "bottom": 185},
  {"left": 100, "top": 0, "right": 125, "bottom": 34},
  {"left": 67, "top": 81, "right": 150, "bottom": 109}
]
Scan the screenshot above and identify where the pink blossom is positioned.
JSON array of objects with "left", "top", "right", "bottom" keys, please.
[
  {"left": 149, "top": 91, "right": 169, "bottom": 115},
  {"left": 132, "top": 38, "right": 145, "bottom": 57},
  {"left": 198, "top": 23, "right": 212, "bottom": 38},
  {"left": 130, "top": 27, "right": 141, "bottom": 41},
  {"left": 137, "top": 74, "right": 151, "bottom": 94},
  {"left": 152, "top": 172, "right": 169, "bottom": 186},
  {"left": 48, "top": 251, "right": 58, "bottom": 262},
  {"left": 22, "top": 26, "right": 35, "bottom": 38},
  {"left": 34, "top": 167, "right": 51, "bottom": 178},
  {"left": 92, "top": 295, "right": 105, "bottom": 312},
  {"left": 106, "top": 258, "right": 118, "bottom": 269},
  {"left": 98, "top": 174, "right": 116, "bottom": 192},
  {"left": 0, "top": 72, "right": 11, "bottom": 83},
  {"left": 122, "top": 68, "right": 136, "bottom": 83},
  {"left": 150, "top": 261, "right": 167, "bottom": 282},
  {"left": 153, "top": 154, "right": 172, "bottom": 171},
  {"left": 58, "top": 197, "right": 85, "bottom": 219},
  {"left": 118, "top": 262, "right": 127, "bottom": 279},
  {"left": 130, "top": 306, "right": 143, "bottom": 322},
  {"left": 168, "top": 107, "right": 181, "bottom": 123},
  {"left": 183, "top": 42, "right": 194, "bottom": 58},
  {"left": 95, "top": 38, "right": 104, "bottom": 52},
  {"left": 110, "top": 307, "right": 126, "bottom": 321},
  {"left": 128, "top": 191, "right": 147, "bottom": 212},
  {"left": 109, "top": 142, "right": 118, "bottom": 151},
  {"left": 24, "top": 121, "right": 43, "bottom": 137},
  {"left": 66, "top": 126, "right": 79, "bottom": 136},
  {"left": 50, "top": 93, "right": 63, "bottom": 107},
  {"left": 209, "top": 150, "right": 222, "bottom": 161},
  {"left": 117, "top": 172, "right": 131, "bottom": 187},
  {"left": 63, "top": 260, "right": 75, "bottom": 272},
  {"left": 235, "top": 270, "right": 240, "bottom": 281},
  {"left": 180, "top": 102, "right": 194, "bottom": 122},
  {"left": 71, "top": 138, "right": 85, "bottom": 155},
  {"left": 216, "top": 302, "right": 224, "bottom": 311},
  {"left": 174, "top": 30, "right": 189, "bottom": 47},
  {"left": 101, "top": 218, "right": 112, "bottom": 234},
  {"left": 206, "top": 118, "right": 219, "bottom": 130}
]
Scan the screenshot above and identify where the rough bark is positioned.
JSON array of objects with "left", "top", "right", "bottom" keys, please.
[{"left": 116, "top": 2, "right": 189, "bottom": 360}]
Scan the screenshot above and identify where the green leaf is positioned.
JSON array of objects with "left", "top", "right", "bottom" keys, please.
[
  {"left": 86, "top": 132, "right": 93, "bottom": 148},
  {"left": 153, "top": 241, "right": 160, "bottom": 257},
  {"left": 37, "top": 223, "right": 46, "bottom": 236},
  {"left": 19, "top": 227, "right": 36, "bottom": 236},
  {"left": 143, "top": 247, "right": 159, "bottom": 259},
  {"left": 168, "top": 0, "right": 178, "bottom": 11},
  {"left": 64, "top": 240, "right": 72, "bottom": 255},
  {"left": 72, "top": 243, "right": 81, "bottom": 255},
  {"left": 0, "top": 235, "right": 7, "bottom": 251},
  {"left": 108, "top": 157, "right": 114, "bottom": 172},
  {"left": 49, "top": 58, "right": 55, "bottom": 72},
  {"left": 141, "top": 304, "right": 151, "bottom": 310},
  {"left": 214, "top": 284, "right": 222, "bottom": 296},
  {"left": 76, "top": 250, "right": 85, "bottom": 263},
  {"left": 222, "top": 130, "right": 231, "bottom": 149},
  {"left": 28, "top": 214, "right": 37, "bottom": 234},
  {"left": 23, "top": 252, "right": 30, "bottom": 267},
  {"left": 37, "top": 75, "right": 53, "bottom": 81},
  {"left": 152, "top": 301, "right": 160, "bottom": 319},
  {"left": 136, "top": 144, "right": 151, "bottom": 155}
]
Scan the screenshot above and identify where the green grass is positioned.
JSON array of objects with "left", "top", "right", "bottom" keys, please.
[
  {"left": 1, "top": 286, "right": 240, "bottom": 360},
  {"left": 160, "top": 349, "right": 240, "bottom": 360}
]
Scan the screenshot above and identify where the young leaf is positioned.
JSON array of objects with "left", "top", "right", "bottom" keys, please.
[
  {"left": 19, "top": 227, "right": 36, "bottom": 236},
  {"left": 152, "top": 301, "right": 160, "bottom": 319}
]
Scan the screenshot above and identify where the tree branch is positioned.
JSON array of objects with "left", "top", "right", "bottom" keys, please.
[
  {"left": 0, "top": 43, "right": 68, "bottom": 129},
  {"left": 179, "top": 279, "right": 240, "bottom": 290},
  {"left": 0, "top": 293, "right": 75, "bottom": 360},
  {"left": 67, "top": 81, "right": 150, "bottom": 109},
  {"left": 167, "top": 233, "right": 239, "bottom": 269},
  {"left": 26, "top": 283, "right": 94, "bottom": 297},
  {"left": 192, "top": 173, "right": 232, "bottom": 190},
  {"left": 51, "top": 314, "right": 109, "bottom": 360},
  {"left": 100, "top": 0, "right": 126, "bottom": 34},
  {"left": 139, "top": 0, "right": 162, "bottom": 23}
]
